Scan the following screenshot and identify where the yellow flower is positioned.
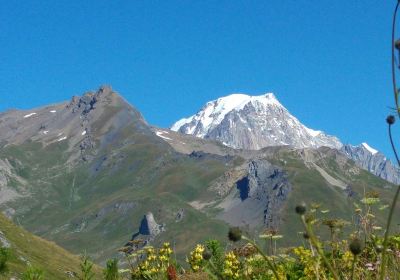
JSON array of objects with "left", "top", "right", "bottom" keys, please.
[
  {"left": 187, "top": 244, "right": 205, "bottom": 272},
  {"left": 223, "top": 251, "right": 240, "bottom": 279}
]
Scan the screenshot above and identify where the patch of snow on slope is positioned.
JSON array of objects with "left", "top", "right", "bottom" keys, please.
[
  {"left": 23, "top": 113, "right": 36, "bottom": 118},
  {"left": 155, "top": 131, "right": 172, "bottom": 141},
  {"left": 362, "top": 142, "right": 378, "bottom": 155},
  {"left": 82, "top": 130, "right": 87, "bottom": 136},
  {"left": 50, "top": 110, "right": 56, "bottom": 113},
  {"left": 57, "top": 136, "right": 67, "bottom": 142},
  {"left": 43, "top": 131, "right": 49, "bottom": 135},
  {"left": 305, "top": 127, "right": 321, "bottom": 137}
]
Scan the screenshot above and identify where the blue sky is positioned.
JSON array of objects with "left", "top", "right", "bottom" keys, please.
[{"left": 0, "top": 1, "right": 398, "bottom": 157}]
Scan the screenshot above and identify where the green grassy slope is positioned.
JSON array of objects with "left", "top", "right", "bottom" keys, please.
[
  {"left": 0, "top": 127, "right": 234, "bottom": 264},
  {"left": 0, "top": 214, "right": 102, "bottom": 279}
]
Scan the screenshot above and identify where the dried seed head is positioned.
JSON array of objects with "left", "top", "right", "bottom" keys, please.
[
  {"left": 387, "top": 115, "right": 395, "bottom": 125},
  {"left": 395, "top": 39, "right": 400, "bottom": 51},
  {"left": 295, "top": 204, "right": 307, "bottom": 215},
  {"left": 349, "top": 238, "right": 364, "bottom": 255},
  {"left": 228, "top": 227, "right": 242, "bottom": 242},
  {"left": 202, "top": 250, "right": 212, "bottom": 260}
]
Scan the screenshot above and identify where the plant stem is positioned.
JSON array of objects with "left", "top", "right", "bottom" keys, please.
[
  {"left": 350, "top": 254, "right": 357, "bottom": 280},
  {"left": 308, "top": 239, "right": 320, "bottom": 280},
  {"left": 300, "top": 216, "right": 340, "bottom": 280},
  {"left": 242, "top": 236, "right": 281, "bottom": 280},
  {"left": 380, "top": 123, "right": 400, "bottom": 279},
  {"left": 206, "top": 259, "right": 223, "bottom": 280}
]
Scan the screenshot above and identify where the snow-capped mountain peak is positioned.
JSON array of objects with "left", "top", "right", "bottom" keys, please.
[
  {"left": 171, "top": 92, "right": 342, "bottom": 150},
  {"left": 361, "top": 142, "right": 378, "bottom": 155},
  {"left": 171, "top": 93, "right": 281, "bottom": 137}
]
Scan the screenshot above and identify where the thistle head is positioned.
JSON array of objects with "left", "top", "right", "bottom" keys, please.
[
  {"left": 387, "top": 115, "right": 395, "bottom": 125},
  {"left": 295, "top": 204, "right": 307, "bottom": 215},
  {"left": 395, "top": 39, "right": 400, "bottom": 51},
  {"left": 228, "top": 227, "right": 242, "bottom": 242},
  {"left": 202, "top": 249, "right": 212, "bottom": 260},
  {"left": 302, "top": 232, "right": 310, "bottom": 239},
  {"left": 349, "top": 238, "right": 364, "bottom": 255}
]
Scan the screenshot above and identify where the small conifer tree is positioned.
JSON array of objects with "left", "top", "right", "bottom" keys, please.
[
  {"left": 103, "top": 258, "right": 119, "bottom": 280},
  {"left": 79, "top": 254, "right": 95, "bottom": 280}
]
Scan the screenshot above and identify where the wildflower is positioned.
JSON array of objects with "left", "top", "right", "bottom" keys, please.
[
  {"left": 223, "top": 251, "right": 240, "bottom": 279},
  {"left": 167, "top": 265, "right": 177, "bottom": 280},
  {"left": 342, "top": 251, "right": 354, "bottom": 269},
  {"left": 271, "top": 235, "right": 283, "bottom": 240},
  {"left": 187, "top": 244, "right": 205, "bottom": 272},
  {"left": 365, "top": 263, "right": 375, "bottom": 271}
]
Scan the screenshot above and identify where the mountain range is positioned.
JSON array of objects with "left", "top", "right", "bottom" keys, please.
[
  {"left": 171, "top": 93, "right": 400, "bottom": 184},
  {"left": 0, "top": 86, "right": 399, "bottom": 265}
]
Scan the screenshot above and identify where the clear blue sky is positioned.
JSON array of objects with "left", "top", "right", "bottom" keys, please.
[{"left": 0, "top": 1, "right": 398, "bottom": 157}]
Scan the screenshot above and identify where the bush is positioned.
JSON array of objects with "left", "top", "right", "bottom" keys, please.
[
  {"left": 22, "top": 266, "right": 44, "bottom": 280},
  {"left": 0, "top": 247, "right": 10, "bottom": 274}
]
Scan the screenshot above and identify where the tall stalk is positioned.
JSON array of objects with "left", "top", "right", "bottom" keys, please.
[
  {"left": 241, "top": 236, "right": 282, "bottom": 280},
  {"left": 380, "top": 1, "right": 400, "bottom": 279},
  {"left": 380, "top": 121, "right": 400, "bottom": 279},
  {"left": 300, "top": 216, "right": 340, "bottom": 280}
]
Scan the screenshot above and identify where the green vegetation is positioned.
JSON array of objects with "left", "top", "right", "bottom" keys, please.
[
  {"left": 116, "top": 196, "right": 399, "bottom": 279},
  {"left": 103, "top": 259, "right": 120, "bottom": 280},
  {"left": 79, "top": 255, "right": 96, "bottom": 280},
  {"left": 22, "top": 266, "right": 44, "bottom": 280},
  {"left": 0, "top": 247, "right": 10, "bottom": 274},
  {"left": 0, "top": 214, "right": 102, "bottom": 279}
]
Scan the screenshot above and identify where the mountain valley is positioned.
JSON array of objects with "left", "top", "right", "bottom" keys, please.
[{"left": 0, "top": 86, "right": 399, "bottom": 266}]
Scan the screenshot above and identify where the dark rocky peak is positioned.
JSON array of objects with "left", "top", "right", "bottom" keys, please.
[
  {"left": 67, "top": 85, "right": 117, "bottom": 115},
  {"left": 138, "top": 212, "right": 165, "bottom": 236}
]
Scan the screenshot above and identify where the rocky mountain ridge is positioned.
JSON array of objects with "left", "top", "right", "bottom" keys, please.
[
  {"left": 171, "top": 93, "right": 400, "bottom": 184},
  {"left": 341, "top": 144, "right": 400, "bottom": 184},
  {"left": 0, "top": 86, "right": 399, "bottom": 264}
]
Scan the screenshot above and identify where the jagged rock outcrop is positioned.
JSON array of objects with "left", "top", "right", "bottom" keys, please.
[
  {"left": 0, "top": 230, "right": 10, "bottom": 248},
  {"left": 341, "top": 144, "right": 400, "bottom": 184},
  {"left": 123, "top": 212, "right": 166, "bottom": 254},
  {"left": 175, "top": 209, "right": 184, "bottom": 222},
  {"left": 139, "top": 212, "right": 165, "bottom": 236}
]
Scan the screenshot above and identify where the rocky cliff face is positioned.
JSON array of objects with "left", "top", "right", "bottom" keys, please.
[
  {"left": 0, "top": 86, "right": 152, "bottom": 163},
  {"left": 217, "top": 159, "right": 291, "bottom": 229},
  {"left": 139, "top": 212, "right": 165, "bottom": 236},
  {"left": 341, "top": 144, "right": 400, "bottom": 184},
  {"left": 171, "top": 93, "right": 342, "bottom": 150}
]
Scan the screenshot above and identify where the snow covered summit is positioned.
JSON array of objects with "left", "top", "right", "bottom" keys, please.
[{"left": 171, "top": 93, "right": 342, "bottom": 150}]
